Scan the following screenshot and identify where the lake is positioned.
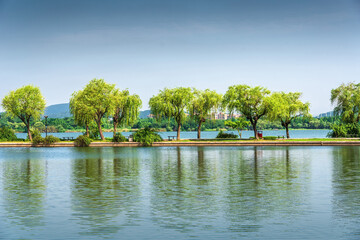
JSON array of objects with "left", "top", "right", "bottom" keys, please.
[
  {"left": 0, "top": 146, "right": 359, "bottom": 239},
  {"left": 16, "top": 129, "right": 331, "bottom": 139}
]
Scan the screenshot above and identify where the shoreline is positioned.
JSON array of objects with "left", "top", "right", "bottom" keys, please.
[{"left": 1, "top": 140, "right": 360, "bottom": 148}]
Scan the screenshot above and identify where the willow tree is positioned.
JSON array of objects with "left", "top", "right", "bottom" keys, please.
[
  {"left": 75, "top": 78, "right": 115, "bottom": 140},
  {"left": 222, "top": 85, "right": 271, "bottom": 139},
  {"left": 189, "top": 89, "right": 222, "bottom": 139},
  {"left": 69, "top": 90, "right": 94, "bottom": 137},
  {"left": 224, "top": 118, "right": 249, "bottom": 138},
  {"left": 2, "top": 85, "right": 46, "bottom": 140},
  {"left": 331, "top": 82, "right": 360, "bottom": 124},
  {"left": 149, "top": 87, "right": 192, "bottom": 140},
  {"left": 268, "top": 92, "right": 310, "bottom": 138},
  {"left": 111, "top": 89, "right": 142, "bottom": 137}
]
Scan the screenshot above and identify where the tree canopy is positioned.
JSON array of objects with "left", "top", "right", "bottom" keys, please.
[
  {"left": 149, "top": 87, "right": 192, "bottom": 140},
  {"left": 268, "top": 92, "right": 310, "bottom": 138},
  {"left": 2, "top": 85, "right": 46, "bottom": 140},
  {"left": 74, "top": 78, "right": 115, "bottom": 140},
  {"left": 222, "top": 85, "right": 271, "bottom": 139},
  {"left": 69, "top": 90, "right": 94, "bottom": 137},
  {"left": 331, "top": 82, "right": 360, "bottom": 124},
  {"left": 110, "top": 89, "right": 142, "bottom": 137},
  {"left": 189, "top": 89, "right": 222, "bottom": 139}
]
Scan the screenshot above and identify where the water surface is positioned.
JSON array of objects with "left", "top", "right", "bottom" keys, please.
[
  {"left": 16, "top": 129, "right": 330, "bottom": 139},
  {"left": 0, "top": 146, "right": 359, "bottom": 239}
]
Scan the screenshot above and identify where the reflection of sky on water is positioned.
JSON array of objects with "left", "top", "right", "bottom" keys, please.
[
  {"left": 0, "top": 146, "right": 359, "bottom": 239},
  {"left": 16, "top": 129, "right": 331, "bottom": 139}
]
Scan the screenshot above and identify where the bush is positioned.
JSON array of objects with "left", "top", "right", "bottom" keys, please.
[
  {"left": 112, "top": 133, "right": 128, "bottom": 142},
  {"left": 43, "top": 135, "right": 60, "bottom": 145},
  {"left": 74, "top": 135, "right": 92, "bottom": 147},
  {"left": 216, "top": 131, "right": 238, "bottom": 139},
  {"left": 32, "top": 135, "right": 60, "bottom": 145},
  {"left": 32, "top": 135, "right": 44, "bottom": 145},
  {"left": 263, "top": 136, "right": 277, "bottom": 140},
  {"left": 133, "top": 126, "right": 162, "bottom": 146},
  {"left": 0, "top": 126, "right": 18, "bottom": 141}
]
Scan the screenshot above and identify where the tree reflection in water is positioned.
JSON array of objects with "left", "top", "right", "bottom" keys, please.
[
  {"left": 331, "top": 146, "right": 360, "bottom": 236},
  {"left": 149, "top": 146, "right": 311, "bottom": 236},
  {"left": 70, "top": 147, "right": 141, "bottom": 237},
  {"left": 1, "top": 148, "right": 46, "bottom": 228}
]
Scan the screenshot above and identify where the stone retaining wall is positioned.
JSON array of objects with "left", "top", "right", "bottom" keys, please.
[{"left": 1, "top": 141, "right": 360, "bottom": 147}]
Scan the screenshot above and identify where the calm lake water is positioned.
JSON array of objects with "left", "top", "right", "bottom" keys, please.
[
  {"left": 16, "top": 129, "right": 331, "bottom": 139},
  {"left": 0, "top": 146, "right": 359, "bottom": 239}
]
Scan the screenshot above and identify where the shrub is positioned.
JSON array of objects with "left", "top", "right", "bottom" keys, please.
[
  {"left": 32, "top": 135, "right": 44, "bottom": 145},
  {"left": 32, "top": 135, "right": 60, "bottom": 145},
  {"left": 43, "top": 135, "right": 60, "bottom": 145},
  {"left": 74, "top": 135, "right": 92, "bottom": 147},
  {"left": 0, "top": 126, "right": 18, "bottom": 141},
  {"left": 263, "top": 136, "right": 277, "bottom": 140},
  {"left": 216, "top": 131, "right": 238, "bottom": 139},
  {"left": 112, "top": 133, "right": 128, "bottom": 142},
  {"left": 133, "top": 126, "right": 162, "bottom": 146}
]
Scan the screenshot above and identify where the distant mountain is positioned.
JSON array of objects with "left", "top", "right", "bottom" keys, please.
[
  {"left": 139, "top": 110, "right": 151, "bottom": 119},
  {"left": 43, "top": 103, "right": 151, "bottom": 119},
  {"left": 44, "top": 103, "right": 71, "bottom": 118}
]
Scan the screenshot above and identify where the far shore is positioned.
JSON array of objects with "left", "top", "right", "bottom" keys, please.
[{"left": 1, "top": 138, "right": 360, "bottom": 148}]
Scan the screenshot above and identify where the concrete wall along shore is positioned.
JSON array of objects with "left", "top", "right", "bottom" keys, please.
[{"left": 1, "top": 141, "right": 360, "bottom": 147}]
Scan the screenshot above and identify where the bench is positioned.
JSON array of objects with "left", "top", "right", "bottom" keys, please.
[
  {"left": 168, "top": 136, "right": 176, "bottom": 141},
  {"left": 61, "top": 137, "right": 74, "bottom": 141},
  {"left": 278, "top": 136, "right": 285, "bottom": 139}
]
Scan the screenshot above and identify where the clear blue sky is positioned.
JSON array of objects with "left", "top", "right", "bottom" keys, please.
[{"left": 0, "top": 0, "right": 359, "bottom": 114}]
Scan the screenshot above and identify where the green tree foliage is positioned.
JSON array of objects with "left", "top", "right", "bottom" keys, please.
[
  {"left": 222, "top": 85, "right": 271, "bottom": 139},
  {"left": 72, "top": 79, "right": 115, "bottom": 140},
  {"left": 74, "top": 135, "right": 92, "bottom": 147},
  {"left": 189, "top": 89, "right": 222, "bottom": 139},
  {"left": 216, "top": 130, "right": 238, "bottom": 139},
  {"left": 268, "top": 92, "right": 310, "bottom": 138},
  {"left": 149, "top": 87, "right": 192, "bottom": 140},
  {"left": 112, "top": 132, "right": 127, "bottom": 142},
  {"left": 133, "top": 126, "right": 162, "bottom": 146},
  {"left": 70, "top": 90, "right": 94, "bottom": 137},
  {"left": 0, "top": 126, "right": 18, "bottom": 141},
  {"left": 331, "top": 82, "right": 360, "bottom": 124},
  {"left": 2, "top": 85, "right": 46, "bottom": 140},
  {"left": 110, "top": 89, "right": 142, "bottom": 137},
  {"left": 224, "top": 118, "right": 249, "bottom": 138}
]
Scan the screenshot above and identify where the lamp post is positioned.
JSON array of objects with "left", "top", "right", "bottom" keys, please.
[{"left": 44, "top": 115, "right": 48, "bottom": 137}]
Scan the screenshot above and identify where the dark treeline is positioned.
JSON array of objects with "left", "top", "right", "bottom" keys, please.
[{"left": 0, "top": 113, "right": 335, "bottom": 133}]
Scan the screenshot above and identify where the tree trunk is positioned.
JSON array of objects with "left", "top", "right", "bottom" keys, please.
[
  {"left": 253, "top": 122, "right": 258, "bottom": 139},
  {"left": 85, "top": 124, "right": 89, "bottom": 137},
  {"left": 237, "top": 130, "right": 242, "bottom": 139},
  {"left": 285, "top": 123, "right": 290, "bottom": 139},
  {"left": 27, "top": 124, "right": 32, "bottom": 141},
  {"left": 177, "top": 122, "right": 181, "bottom": 140},
  {"left": 197, "top": 121, "right": 202, "bottom": 139},
  {"left": 113, "top": 120, "right": 118, "bottom": 138},
  {"left": 97, "top": 120, "right": 105, "bottom": 140}
]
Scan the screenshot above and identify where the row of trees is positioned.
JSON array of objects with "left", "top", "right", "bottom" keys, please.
[
  {"left": 149, "top": 85, "right": 310, "bottom": 139},
  {"left": 329, "top": 82, "right": 360, "bottom": 137},
  {"left": 0, "top": 78, "right": 321, "bottom": 140}
]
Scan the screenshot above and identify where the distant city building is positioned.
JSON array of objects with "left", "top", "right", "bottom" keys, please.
[
  {"left": 316, "top": 111, "right": 334, "bottom": 118},
  {"left": 210, "top": 112, "right": 241, "bottom": 120}
]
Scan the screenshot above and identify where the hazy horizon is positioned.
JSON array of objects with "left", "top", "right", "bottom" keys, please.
[{"left": 1, "top": 0, "right": 359, "bottom": 114}]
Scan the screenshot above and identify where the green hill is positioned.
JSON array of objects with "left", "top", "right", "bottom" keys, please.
[{"left": 44, "top": 103, "right": 151, "bottom": 119}]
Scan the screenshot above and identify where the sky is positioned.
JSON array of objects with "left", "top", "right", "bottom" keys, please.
[{"left": 0, "top": 0, "right": 359, "bottom": 115}]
